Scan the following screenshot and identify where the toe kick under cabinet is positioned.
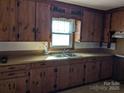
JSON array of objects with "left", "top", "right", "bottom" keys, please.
[{"left": 0, "top": 56, "right": 113, "bottom": 93}]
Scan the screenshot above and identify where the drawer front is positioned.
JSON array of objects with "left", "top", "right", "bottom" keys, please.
[
  {"left": 31, "top": 61, "right": 57, "bottom": 68},
  {"left": 0, "top": 65, "right": 27, "bottom": 72},
  {"left": 0, "top": 70, "right": 27, "bottom": 79}
]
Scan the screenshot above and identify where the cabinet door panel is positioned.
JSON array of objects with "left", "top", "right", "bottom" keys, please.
[
  {"left": 101, "top": 59, "right": 112, "bottom": 79},
  {"left": 9, "top": 0, "right": 18, "bottom": 41},
  {"left": 104, "top": 14, "right": 111, "bottom": 43},
  {"left": 56, "top": 65, "right": 70, "bottom": 90},
  {"left": 85, "top": 61, "right": 100, "bottom": 83},
  {"left": 69, "top": 63, "right": 84, "bottom": 87},
  {"left": 15, "top": 77, "right": 27, "bottom": 93},
  {"left": 93, "top": 13, "right": 103, "bottom": 42},
  {"left": 43, "top": 67, "right": 56, "bottom": 93},
  {"left": 81, "top": 9, "right": 94, "bottom": 42},
  {"left": 0, "top": 0, "right": 10, "bottom": 41},
  {"left": 36, "top": 2, "right": 50, "bottom": 41},
  {"left": 111, "top": 11, "right": 124, "bottom": 31},
  {"left": 18, "top": 0, "right": 35, "bottom": 41},
  {"left": 30, "top": 69, "right": 42, "bottom": 93}
]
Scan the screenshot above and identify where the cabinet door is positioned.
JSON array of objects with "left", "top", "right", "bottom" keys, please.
[
  {"left": 69, "top": 6, "right": 82, "bottom": 19},
  {"left": 30, "top": 68, "right": 42, "bottom": 93},
  {"left": 85, "top": 61, "right": 100, "bottom": 83},
  {"left": 104, "top": 13, "right": 111, "bottom": 43},
  {"left": 15, "top": 77, "right": 27, "bottom": 93},
  {"left": 9, "top": 0, "right": 18, "bottom": 41},
  {"left": 0, "top": 77, "right": 27, "bottom": 93},
  {"left": 0, "top": 79, "right": 15, "bottom": 93},
  {"left": 111, "top": 11, "right": 122, "bottom": 31},
  {"left": 69, "top": 63, "right": 84, "bottom": 87},
  {"left": 18, "top": 0, "right": 35, "bottom": 41},
  {"left": 43, "top": 67, "right": 56, "bottom": 93},
  {"left": 81, "top": 9, "right": 94, "bottom": 42},
  {"left": 0, "top": 0, "right": 10, "bottom": 41},
  {"left": 101, "top": 58, "right": 113, "bottom": 79},
  {"left": 56, "top": 65, "right": 70, "bottom": 90},
  {"left": 93, "top": 12, "right": 103, "bottom": 42},
  {"left": 52, "top": 4, "right": 67, "bottom": 18},
  {"left": 36, "top": 2, "right": 51, "bottom": 41}
]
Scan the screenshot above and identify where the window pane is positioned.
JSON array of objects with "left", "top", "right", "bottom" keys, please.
[
  {"left": 52, "top": 20, "right": 70, "bottom": 33},
  {"left": 52, "top": 34, "right": 70, "bottom": 46}
]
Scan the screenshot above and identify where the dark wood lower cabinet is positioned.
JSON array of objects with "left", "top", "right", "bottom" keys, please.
[
  {"left": 85, "top": 60, "right": 100, "bottom": 83},
  {"left": 0, "top": 56, "right": 113, "bottom": 93},
  {"left": 0, "top": 77, "right": 27, "bottom": 93},
  {"left": 56, "top": 65, "right": 70, "bottom": 90},
  {"left": 69, "top": 63, "right": 85, "bottom": 87},
  {"left": 113, "top": 57, "right": 124, "bottom": 81},
  {"left": 100, "top": 57, "right": 113, "bottom": 79},
  {"left": 30, "top": 67, "right": 56, "bottom": 93}
]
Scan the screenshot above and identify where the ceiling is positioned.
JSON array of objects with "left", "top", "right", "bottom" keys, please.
[{"left": 56, "top": 0, "right": 124, "bottom": 10}]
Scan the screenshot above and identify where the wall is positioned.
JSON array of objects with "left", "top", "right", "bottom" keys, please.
[
  {"left": 116, "top": 39, "right": 124, "bottom": 54},
  {"left": 0, "top": 42, "right": 48, "bottom": 55}
]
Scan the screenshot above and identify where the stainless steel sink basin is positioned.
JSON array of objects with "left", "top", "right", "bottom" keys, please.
[{"left": 53, "top": 53, "right": 80, "bottom": 58}]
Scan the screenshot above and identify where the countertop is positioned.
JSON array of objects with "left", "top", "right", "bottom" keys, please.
[{"left": 0, "top": 53, "right": 113, "bottom": 66}]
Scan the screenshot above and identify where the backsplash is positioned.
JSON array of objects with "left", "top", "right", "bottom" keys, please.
[
  {"left": 74, "top": 42, "right": 100, "bottom": 49},
  {"left": 0, "top": 42, "right": 47, "bottom": 51},
  {"left": 116, "top": 39, "right": 124, "bottom": 54}
]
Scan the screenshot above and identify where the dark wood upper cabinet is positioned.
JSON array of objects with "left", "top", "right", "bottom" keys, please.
[
  {"left": 81, "top": 9, "right": 104, "bottom": 42},
  {"left": 0, "top": 0, "right": 10, "bottom": 41},
  {"left": 111, "top": 10, "right": 124, "bottom": 32},
  {"left": 36, "top": 1, "right": 51, "bottom": 41},
  {"left": 103, "top": 13, "right": 111, "bottom": 43},
  {"left": 51, "top": 2, "right": 82, "bottom": 19},
  {"left": 17, "top": 0, "right": 35, "bottom": 41}
]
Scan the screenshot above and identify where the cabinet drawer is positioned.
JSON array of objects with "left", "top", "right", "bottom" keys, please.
[
  {"left": 0, "top": 65, "right": 27, "bottom": 72},
  {"left": 0, "top": 70, "right": 27, "bottom": 79},
  {"left": 31, "top": 61, "right": 57, "bottom": 68}
]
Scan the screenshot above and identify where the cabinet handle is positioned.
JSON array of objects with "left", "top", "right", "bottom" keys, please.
[
  {"left": 32, "top": 27, "right": 36, "bottom": 33},
  {"left": 17, "top": 33, "right": 20, "bottom": 40},
  {"left": 36, "top": 81, "right": 39, "bottom": 86},
  {"left": 13, "top": 83, "right": 16, "bottom": 89},
  {"left": 8, "top": 73, "right": 15, "bottom": 76},
  {"left": 43, "top": 72, "right": 45, "bottom": 76},
  {"left": 12, "top": 26, "right": 16, "bottom": 32},
  {"left": 71, "top": 68, "right": 74, "bottom": 72},
  {"left": 8, "top": 83, "right": 11, "bottom": 90},
  {"left": 8, "top": 67, "right": 15, "bottom": 70},
  {"left": 40, "top": 72, "right": 42, "bottom": 77}
]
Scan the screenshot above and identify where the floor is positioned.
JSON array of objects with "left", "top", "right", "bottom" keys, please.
[{"left": 58, "top": 80, "right": 124, "bottom": 93}]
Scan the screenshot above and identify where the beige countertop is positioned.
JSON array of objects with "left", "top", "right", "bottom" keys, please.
[{"left": 0, "top": 53, "right": 113, "bottom": 66}]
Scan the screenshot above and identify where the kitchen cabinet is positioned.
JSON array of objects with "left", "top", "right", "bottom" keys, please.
[
  {"left": 17, "top": 0, "right": 35, "bottom": 41},
  {"left": 56, "top": 64, "right": 70, "bottom": 90},
  {"left": 0, "top": 0, "right": 10, "bottom": 41},
  {"left": 100, "top": 57, "right": 113, "bottom": 79},
  {"left": 9, "top": 0, "right": 18, "bottom": 41},
  {"left": 36, "top": 1, "right": 51, "bottom": 41},
  {"left": 81, "top": 9, "right": 104, "bottom": 42},
  {"left": 0, "top": 0, "right": 51, "bottom": 41},
  {"left": 93, "top": 12, "right": 104, "bottom": 42},
  {"left": 30, "top": 66, "right": 56, "bottom": 93},
  {"left": 0, "top": 64, "right": 28, "bottom": 93},
  {"left": 111, "top": 10, "right": 124, "bottom": 32},
  {"left": 103, "top": 13, "right": 111, "bottom": 43},
  {"left": 69, "top": 62, "right": 85, "bottom": 87},
  {"left": 113, "top": 57, "right": 124, "bottom": 81},
  {"left": 51, "top": 2, "right": 82, "bottom": 19},
  {"left": 0, "top": 77, "right": 27, "bottom": 93},
  {"left": 85, "top": 58, "right": 100, "bottom": 83}
]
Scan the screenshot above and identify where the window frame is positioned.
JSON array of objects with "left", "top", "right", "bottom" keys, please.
[{"left": 50, "top": 18, "right": 75, "bottom": 49}]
